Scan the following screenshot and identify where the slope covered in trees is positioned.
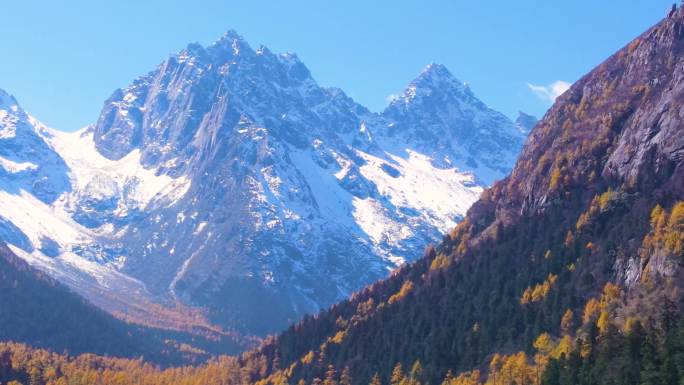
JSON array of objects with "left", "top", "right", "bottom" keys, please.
[
  {"left": 246, "top": 6, "right": 684, "bottom": 384},
  {"left": 2, "top": 5, "right": 684, "bottom": 385},
  {"left": 0, "top": 289, "right": 682, "bottom": 385},
  {"left": 0, "top": 242, "right": 248, "bottom": 365}
]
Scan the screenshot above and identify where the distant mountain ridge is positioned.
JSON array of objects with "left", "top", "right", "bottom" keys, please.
[
  {"left": 515, "top": 111, "right": 538, "bottom": 134},
  {"left": 0, "top": 30, "right": 525, "bottom": 335}
]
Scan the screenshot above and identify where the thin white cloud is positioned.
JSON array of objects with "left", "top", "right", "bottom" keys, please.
[{"left": 527, "top": 80, "right": 571, "bottom": 103}]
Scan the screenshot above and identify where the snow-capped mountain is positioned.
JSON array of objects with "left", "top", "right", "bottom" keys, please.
[
  {"left": 0, "top": 31, "right": 525, "bottom": 335},
  {"left": 0, "top": 90, "right": 69, "bottom": 204},
  {"left": 0, "top": 89, "right": 189, "bottom": 323},
  {"left": 380, "top": 63, "right": 525, "bottom": 185}
]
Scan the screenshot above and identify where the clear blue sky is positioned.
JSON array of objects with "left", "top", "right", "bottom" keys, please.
[{"left": 0, "top": 1, "right": 672, "bottom": 131}]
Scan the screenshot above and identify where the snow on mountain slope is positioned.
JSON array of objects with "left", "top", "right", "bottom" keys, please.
[
  {"left": 0, "top": 93, "right": 164, "bottom": 323},
  {"left": 0, "top": 156, "right": 37, "bottom": 173},
  {"left": 355, "top": 149, "right": 482, "bottom": 234},
  {"left": 0, "top": 90, "right": 75, "bottom": 254},
  {"left": 0, "top": 31, "right": 525, "bottom": 336},
  {"left": 0, "top": 186, "right": 85, "bottom": 254},
  {"left": 0, "top": 92, "right": 204, "bottom": 330},
  {"left": 0, "top": 90, "right": 70, "bottom": 203},
  {"left": 379, "top": 64, "right": 524, "bottom": 185},
  {"left": 50, "top": 128, "right": 189, "bottom": 207},
  {"left": 48, "top": 127, "right": 191, "bottom": 233}
]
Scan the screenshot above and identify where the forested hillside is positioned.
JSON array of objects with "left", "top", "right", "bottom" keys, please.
[
  {"left": 1, "top": 312, "right": 683, "bottom": 385},
  {"left": 1, "top": 4, "right": 684, "bottom": 385},
  {"left": 248, "top": 6, "right": 684, "bottom": 384},
  {"left": 0, "top": 243, "right": 248, "bottom": 366}
]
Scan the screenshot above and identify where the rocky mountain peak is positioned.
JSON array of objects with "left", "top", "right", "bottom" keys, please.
[
  {"left": 0, "top": 91, "right": 69, "bottom": 204},
  {"left": 0, "top": 88, "right": 18, "bottom": 111},
  {"left": 0, "top": 29, "right": 528, "bottom": 336},
  {"left": 416, "top": 63, "right": 467, "bottom": 89},
  {"left": 514, "top": 111, "right": 538, "bottom": 134},
  {"left": 389, "top": 63, "right": 472, "bottom": 109},
  {"left": 218, "top": 29, "right": 244, "bottom": 42},
  {"left": 380, "top": 64, "right": 524, "bottom": 185},
  {"left": 206, "top": 29, "right": 253, "bottom": 60}
]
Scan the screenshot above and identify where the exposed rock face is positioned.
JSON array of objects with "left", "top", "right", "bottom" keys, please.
[
  {"left": 472, "top": 8, "right": 684, "bottom": 222},
  {"left": 0, "top": 32, "right": 524, "bottom": 335},
  {"left": 469, "top": 5, "right": 684, "bottom": 282}
]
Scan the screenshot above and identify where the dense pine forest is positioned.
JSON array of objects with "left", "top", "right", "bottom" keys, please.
[{"left": 1, "top": 290, "right": 683, "bottom": 385}]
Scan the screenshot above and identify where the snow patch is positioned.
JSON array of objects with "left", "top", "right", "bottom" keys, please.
[
  {"left": 194, "top": 221, "right": 208, "bottom": 235},
  {"left": 47, "top": 128, "right": 191, "bottom": 209},
  {"left": 0, "top": 187, "right": 89, "bottom": 249},
  {"left": 356, "top": 149, "right": 482, "bottom": 232},
  {"left": 0, "top": 156, "right": 38, "bottom": 173},
  {"left": 352, "top": 197, "right": 411, "bottom": 245}
]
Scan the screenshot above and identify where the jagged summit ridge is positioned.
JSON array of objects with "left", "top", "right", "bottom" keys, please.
[
  {"left": 0, "top": 31, "right": 525, "bottom": 335},
  {"left": 415, "top": 63, "right": 470, "bottom": 91},
  {"left": 0, "top": 88, "right": 18, "bottom": 111},
  {"left": 381, "top": 64, "right": 524, "bottom": 185}
]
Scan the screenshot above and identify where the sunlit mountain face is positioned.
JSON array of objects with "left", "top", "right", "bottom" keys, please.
[{"left": 0, "top": 32, "right": 524, "bottom": 335}]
